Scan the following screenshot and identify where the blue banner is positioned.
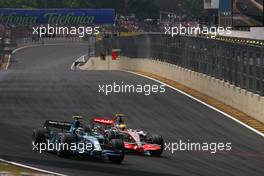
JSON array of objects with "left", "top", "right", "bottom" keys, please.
[{"left": 0, "top": 8, "right": 115, "bottom": 25}]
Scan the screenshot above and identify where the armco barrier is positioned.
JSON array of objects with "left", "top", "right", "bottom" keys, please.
[
  {"left": 96, "top": 34, "right": 264, "bottom": 95},
  {"left": 82, "top": 56, "right": 264, "bottom": 124}
]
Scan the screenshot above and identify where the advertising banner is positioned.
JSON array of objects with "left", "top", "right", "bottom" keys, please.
[{"left": 0, "top": 8, "right": 115, "bottom": 26}]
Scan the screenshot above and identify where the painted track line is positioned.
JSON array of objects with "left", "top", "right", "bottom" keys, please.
[
  {"left": 5, "top": 54, "right": 11, "bottom": 70},
  {"left": 71, "top": 55, "right": 87, "bottom": 70},
  {"left": 125, "top": 70, "right": 264, "bottom": 138},
  {"left": 0, "top": 158, "right": 67, "bottom": 176}
]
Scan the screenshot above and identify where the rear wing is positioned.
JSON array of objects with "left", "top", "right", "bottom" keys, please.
[
  {"left": 93, "top": 117, "right": 114, "bottom": 125},
  {"left": 44, "top": 120, "right": 72, "bottom": 130}
]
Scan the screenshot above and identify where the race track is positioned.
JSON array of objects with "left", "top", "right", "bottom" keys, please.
[{"left": 0, "top": 44, "right": 263, "bottom": 176}]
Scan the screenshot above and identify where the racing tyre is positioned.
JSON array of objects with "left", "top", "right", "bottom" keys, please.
[
  {"left": 32, "top": 128, "right": 47, "bottom": 151},
  {"left": 109, "top": 139, "right": 125, "bottom": 164},
  {"left": 56, "top": 133, "right": 75, "bottom": 158},
  {"left": 149, "top": 134, "right": 164, "bottom": 156}
]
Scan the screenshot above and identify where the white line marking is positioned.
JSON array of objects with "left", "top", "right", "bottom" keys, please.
[
  {"left": 125, "top": 70, "right": 264, "bottom": 138},
  {"left": 12, "top": 45, "right": 39, "bottom": 54},
  {"left": 70, "top": 63, "right": 75, "bottom": 70},
  {"left": 5, "top": 54, "right": 11, "bottom": 70},
  {"left": 0, "top": 158, "right": 67, "bottom": 176},
  {"left": 71, "top": 55, "right": 86, "bottom": 70},
  {"left": 76, "top": 56, "right": 85, "bottom": 63}
]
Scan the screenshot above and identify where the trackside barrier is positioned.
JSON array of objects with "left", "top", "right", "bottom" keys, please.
[{"left": 96, "top": 34, "right": 264, "bottom": 96}]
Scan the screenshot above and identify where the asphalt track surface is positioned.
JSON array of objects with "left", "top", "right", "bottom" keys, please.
[{"left": 0, "top": 44, "right": 263, "bottom": 176}]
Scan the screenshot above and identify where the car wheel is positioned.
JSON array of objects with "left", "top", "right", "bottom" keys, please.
[
  {"left": 32, "top": 128, "right": 47, "bottom": 151},
  {"left": 149, "top": 134, "right": 164, "bottom": 156},
  {"left": 56, "top": 133, "right": 75, "bottom": 158},
  {"left": 108, "top": 139, "right": 125, "bottom": 164}
]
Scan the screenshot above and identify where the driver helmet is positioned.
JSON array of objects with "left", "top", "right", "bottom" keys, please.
[{"left": 119, "top": 123, "right": 126, "bottom": 130}]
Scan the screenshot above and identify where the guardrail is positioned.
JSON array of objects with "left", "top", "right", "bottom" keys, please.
[{"left": 96, "top": 34, "right": 264, "bottom": 96}]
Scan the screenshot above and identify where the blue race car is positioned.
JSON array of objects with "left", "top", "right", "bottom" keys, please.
[{"left": 32, "top": 116, "right": 125, "bottom": 164}]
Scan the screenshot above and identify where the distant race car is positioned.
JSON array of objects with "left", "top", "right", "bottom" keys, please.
[
  {"left": 32, "top": 116, "right": 125, "bottom": 164},
  {"left": 91, "top": 114, "right": 164, "bottom": 156}
]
